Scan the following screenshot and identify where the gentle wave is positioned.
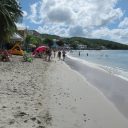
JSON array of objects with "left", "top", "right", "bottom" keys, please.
[{"left": 67, "top": 53, "right": 128, "bottom": 82}]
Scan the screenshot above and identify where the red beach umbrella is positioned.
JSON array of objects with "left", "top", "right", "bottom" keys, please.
[
  {"left": 32, "top": 45, "right": 48, "bottom": 55},
  {"left": 36, "top": 46, "right": 48, "bottom": 52}
]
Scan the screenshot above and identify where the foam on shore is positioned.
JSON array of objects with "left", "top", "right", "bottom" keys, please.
[
  {"left": 48, "top": 59, "right": 128, "bottom": 128},
  {"left": 65, "top": 54, "right": 128, "bottom": 119},
  {"left": 0, "top": 56, "right": 128, "bottom": 128},
  {"left": 67, "top": 53, "right": 128, "bottom": 81}
]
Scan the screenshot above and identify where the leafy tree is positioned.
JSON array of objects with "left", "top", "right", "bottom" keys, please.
[
  {"left": 56, "top": 40, "right": 64, "bottom": 46},
  {"left": 43, "top": 38, "right": 53, "bottom": 48},
  {"left": 69, "top": 41, "right": 78, "bottom": 49},
  {"left": 25, "top": 35, "right": 43, "bottom": 50},
  {"left": 0, "top": 0, "right": 23, "bottom": 48},
  {"left": 41, "top": 34, "right": 128, "bottom": 50}
]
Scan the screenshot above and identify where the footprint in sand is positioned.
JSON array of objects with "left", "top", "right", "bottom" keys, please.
[
  {"left": 36, "top": 126, "right": 45, "bottom": 128},
  {"left": 8, "top": 119, "right": 15, "bottom": 125},
  {"left": 70, "top": 106, "right": 77, "bottom": 113}
]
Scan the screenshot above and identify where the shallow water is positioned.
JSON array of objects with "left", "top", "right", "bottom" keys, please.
[
  {"left": 65, "top": 54, "right": 128, "bottom": 119},
  {"left": 69, "top": 50, "right": 128, "bottom": 81}
]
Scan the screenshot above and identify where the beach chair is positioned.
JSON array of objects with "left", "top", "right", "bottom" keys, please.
[{"left": 8, "top": 43, "right": 24, "bottom": 56}]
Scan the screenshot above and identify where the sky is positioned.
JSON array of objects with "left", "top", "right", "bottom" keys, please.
[{"left": 18, "top": 0, "right": 128, "bottom": 44}]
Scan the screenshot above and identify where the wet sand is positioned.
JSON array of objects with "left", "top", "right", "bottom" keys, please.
[
  {"left": 48, "top": 59, "right": 128, "bottom": 128},
  {"left": 65, "top": 57, "right": 128, "bottom": 119}
]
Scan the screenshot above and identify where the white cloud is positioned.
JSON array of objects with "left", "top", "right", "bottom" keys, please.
[
  {"left": 69, "top": 26, "right": 86, "bottom": 37},
  {"left": 91, "top": 27, "right": 110, "bottom": 38},
  {"left": 25, "top": 0, "right": 128, "bottom": 44},
  {"left": 47, "top": 7, "right": 73, "bottom": 23},
  {"left": 27, "top": 2, "right": 43, "bottom": 24},
  {"left": 91, "top": 27, "right": 128, "bottom": 44},
  {"left": 119, "top": 17, "right": 128, "bottom": 28},
  {"left": 28, "top": 0, "right": 123, "bottom": 26},
  {"left": 36, "top": 24, "right": 69, "bottom": 37},
  {"left": 16, "top": 23, "right": 29, "bottom": 29},
  {"left": 22, "top": 10, "right": 28, "bottom": 17}
]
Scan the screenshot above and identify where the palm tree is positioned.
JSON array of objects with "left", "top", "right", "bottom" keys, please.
[{"left": 0, "top": 0, "right": 23, "bottom": 48}]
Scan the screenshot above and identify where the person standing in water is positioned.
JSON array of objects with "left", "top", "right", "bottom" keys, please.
[
  {"left": 62, "top": 50, "right": 66, "bottom": 61},
  {"left": 79, "top": 51, "right": 80, "bottom": 56}
]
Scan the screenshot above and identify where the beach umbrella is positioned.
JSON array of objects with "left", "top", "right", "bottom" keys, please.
[
  {"left": 32, "top": 45, "right": 48, "bottom": 55},
  {"left": 35, "top": 46, "right": 48, "bottom": 52}
]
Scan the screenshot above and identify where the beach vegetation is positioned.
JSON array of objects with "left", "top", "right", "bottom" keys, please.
[
  {"left": 43, "top": 38, "right": 53, "bottom": 48},
  {"left": 69, "top": 41, "right": 78, "bottom": 49},
  {"left": 56, "top": 39, "right": 64, "bottom": 46},
  {"left": 0, "top": 0, "right": 23, "bottom": 48},
  {"left": 65, "top": 37, "right": 128, "bottom": 50},
  {"left": 25, "top": 35, "right": 42, "bottom": 46},
  {"left": 40, "top": 33, "right": 128, "bottom": 50}
]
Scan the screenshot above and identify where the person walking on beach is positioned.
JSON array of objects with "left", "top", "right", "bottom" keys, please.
[
  {"left": 44, "top": 49, "right": 48, "bottom": 61},
  {"left": 47, "top": 48, "right": 52, "bottom": 61},
  {"left": 53, "top": 50, "right": 56, "bottom": 58},
  {"left": 58, "top": 50, "right": 61, "bottom": 60},
  {"left": 62, "top": 50, "right": 66, "bottom": 61}
]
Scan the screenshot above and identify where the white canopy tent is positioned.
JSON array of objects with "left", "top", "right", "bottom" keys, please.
[{"left": 10, "top": 33, "right": 23, "bottom": 42}]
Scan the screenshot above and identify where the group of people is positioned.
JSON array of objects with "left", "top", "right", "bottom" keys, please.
[
  {"left": 45, "top": 48, "right": 52, "bottom": 61},
  {"left": 35, "top": 48, "right": 66, "bottom": 61},
  {"left": 78, "top": 51, "right": 88, "bottom": 56},
  {"left": 57, "top": 50, "right": 66, "bottom": 61}
]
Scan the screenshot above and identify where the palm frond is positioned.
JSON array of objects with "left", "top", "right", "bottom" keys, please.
[{"left": 0, "top": 0, "right": 23, "bottom": 43}]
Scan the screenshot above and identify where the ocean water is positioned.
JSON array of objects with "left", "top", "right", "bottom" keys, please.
[
  {"left": 67, "top": 50, "right": 128, "bottom": 81},
  {"left": 66, "top": 50, "right": 128, "bottom": 118}
]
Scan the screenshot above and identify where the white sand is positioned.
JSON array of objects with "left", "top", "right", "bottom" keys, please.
[
  {"left": 0, "top": 56, "right": 128, "bottom": 128},
  {"left": 0, "top": 57, "right": 52, "bottom": 128},
  {"left": 47, "top": 60, "right": 128, "bottom": 128}
]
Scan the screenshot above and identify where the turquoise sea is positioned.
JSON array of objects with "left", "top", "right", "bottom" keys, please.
[
  {"left": 68, "top": 50, "right": 128, "bottom": 81},
  {"left": 66, "top": 50, "right": 128, "bottom": 118}
]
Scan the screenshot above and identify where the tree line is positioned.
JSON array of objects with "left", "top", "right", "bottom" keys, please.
[
  {"left": 41, "top": 34, "right": 128, "bottom": 50},
  {"left": 0, "top": 0, "right": 128, "bottom": 50}
]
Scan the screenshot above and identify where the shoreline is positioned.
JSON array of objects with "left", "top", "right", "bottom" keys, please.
[
  {"left": 48, "top": 59, "right": 128, "bottom": 128},
  {"left": 67, "top": 53, "right": 128, "bottom": 82},
  {"left": 67, "top": 50, "right": 128, "bottom": 82},
  {"left": 65, "top": 56, "right": 128, "bottom": 119},
  {"left": 0, "top": 56, "right": 128, "bottom": 128}
]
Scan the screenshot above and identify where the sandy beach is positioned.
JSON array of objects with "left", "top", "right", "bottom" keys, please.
[{"left": 0, "top": 56, "right": 128, "bottom": 128}]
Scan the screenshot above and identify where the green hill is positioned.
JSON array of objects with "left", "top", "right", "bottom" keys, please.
[
  {"left": 41, "top": 34, "right": 61, "bottom": 40},
  {"left": 41, "top": 34, "right": 128, "bottom": 50}
]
